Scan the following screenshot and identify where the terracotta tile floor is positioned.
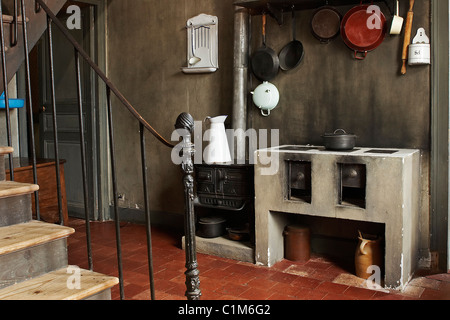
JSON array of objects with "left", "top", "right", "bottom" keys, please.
[{"left": 67, "top": 218, "right": 450, "bottom": 300}]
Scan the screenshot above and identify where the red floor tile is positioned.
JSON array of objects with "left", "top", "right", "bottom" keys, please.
[
  {"left": 67, "top": 218, "right": 450, "bottom": 301},
  {"left": 315, "top": 281, "right": 349, "bottom": 294},
  {"left": 343, "top": 285, "right": 377, "bottom": 300}
]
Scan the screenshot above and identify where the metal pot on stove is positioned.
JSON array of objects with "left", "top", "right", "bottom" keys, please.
[{"left": 322, "top": 129, "right": 357, "bottom": 150}]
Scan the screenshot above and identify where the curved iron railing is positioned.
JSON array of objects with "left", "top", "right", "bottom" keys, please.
[{"left": 0, "top": 0, "right": 201, "bottom": 300}]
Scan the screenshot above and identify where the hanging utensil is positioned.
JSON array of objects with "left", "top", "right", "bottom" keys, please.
[
  {"left": 251, "top": 81, "right": 280, "bottom": 117},
  {"left": 279, "top": 8, "right": 304, "bottom": 71},
  {"left": 341, "top": 4, "right": 387, "bottom": 60},
  {"left": 390, "top": 0, "right": 404, "bottom": 35},
  {"left": 251, "top": 13, "right": 279, "bottom": 81},
  {"left": 311, "top": 5, "right": 341, "bottom": 44},
  {"left": 401, "top": 0, "right": 415, "bottom": 74}
]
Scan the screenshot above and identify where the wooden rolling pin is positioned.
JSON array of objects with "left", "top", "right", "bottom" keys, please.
[{"left": 401, "top": 0, "right": 415, "bottom": 75}]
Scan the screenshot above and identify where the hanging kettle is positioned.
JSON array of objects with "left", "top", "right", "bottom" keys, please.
[
  {"left": 251, "top": 81, "right": 280, "bottom": 117},
  {"left": 203, "top": 115, "right": 232, "bottom": 164}
]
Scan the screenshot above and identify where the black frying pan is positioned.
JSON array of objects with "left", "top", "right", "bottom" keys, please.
[
  {"left": 279, "top": 9, "right": 304, "bottom": 71},
  {"left": 251, "top": 13, "right": 279, "bottom": 81}
]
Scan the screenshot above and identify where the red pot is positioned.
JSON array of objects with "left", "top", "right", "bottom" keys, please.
[{"left": 341, "top": 4, "right": 387, "bottom": 60}]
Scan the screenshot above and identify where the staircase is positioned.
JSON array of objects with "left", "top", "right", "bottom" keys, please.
[
  {"left": 0, "top": 146, "right": 118, "bottom": 300},
  {"left": 0, "top": 0, "right": 67, "bottom": 92},
  {"left": 0, "top": 0, "right": 200, "bottom": 300},
  {"left": 0, "top": 0, "right": 120, "bottom": 299}
]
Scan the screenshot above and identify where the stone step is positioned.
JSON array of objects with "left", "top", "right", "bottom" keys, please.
[
  {"left": 0, "top": 181, "right": 38, "bottom": 227},
  {"left": 0, "top": 266, "right": 119, "bottom": 300},
  {"left": 0, "top": 220, "right": 74, "bottom": 289},
  {"left": 0, "top": 193, "right": 32, "bottom": 227}
]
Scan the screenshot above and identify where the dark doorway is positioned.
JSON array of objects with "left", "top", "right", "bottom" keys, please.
[{"left": 30, "top": 1, "right": 100, "bottom": 220}]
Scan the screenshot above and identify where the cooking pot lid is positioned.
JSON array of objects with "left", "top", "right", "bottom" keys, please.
[
  {"left": 323, "top": 129, "right": 356, "bottom": 137},
  {"left": 199, "top": 216, "right": 226, "bottom": 224}
]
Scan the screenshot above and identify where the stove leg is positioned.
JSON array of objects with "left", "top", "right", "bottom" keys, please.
[{"left": 176, "top": 113, "right": 201, "bottom": 300}]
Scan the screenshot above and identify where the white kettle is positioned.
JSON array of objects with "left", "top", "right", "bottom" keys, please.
[
  {"left": 251, "top": 81, "right": 280, "bottom": 117},
  {"left": 203, "top": 115, "right": 232, "bottom": 164}
]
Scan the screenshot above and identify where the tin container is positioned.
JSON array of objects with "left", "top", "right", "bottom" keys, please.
[
  {"left": 283, "top": 224, "right": 310, "bottom": 262},
  {"left": 408, "top": 28, "right": 430, "bottom": 65}
]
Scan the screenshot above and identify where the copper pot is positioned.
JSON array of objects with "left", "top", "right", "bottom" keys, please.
[
  {"left": 227, "top": 227, "right": 250, "bottom": 241},
  {"left": 311, "top": 6, "right": 341, "bottom": 44}
]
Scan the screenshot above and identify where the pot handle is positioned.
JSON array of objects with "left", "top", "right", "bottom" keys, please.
[
  {"left": 334, "top": 129, "right": 347, "bottom": 134},
  {"left": 354, "top": 50, "right": 368, "bottom": 60},
  {"left": 261, "top": 109, "right": 271, "bottom": 117},
  {"left": 359, "top": 239, "right": 370, "bottom": 255}
]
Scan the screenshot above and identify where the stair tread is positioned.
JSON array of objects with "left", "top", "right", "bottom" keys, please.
[
  {"left": 2, "top": 14, "right": 29, "bottom": 23},
  {"left": 0, "top": 181, "right": 39, "bottom": 198},
  {"left": 0, "top": 266, "right": 119, "bottom": 300},
  {"left": 2, "top": 14, "right": 28, "bottom": 24},
  {"left": 0, "top": 147, "right": 13, "bottom": 155},
  {"left": 0, "top": 220, "right": 74, "bottom": 256}
]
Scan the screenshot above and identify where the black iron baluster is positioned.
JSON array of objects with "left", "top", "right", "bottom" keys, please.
[
  {"left": 0, "top": 5, "right": 14, "bottom": 181},
  {"left": 74, "top": 49, "right": 93, "bottom": 270},
  {"left": 139, "top": 123, "right": 155, "bottom": 300},
  {"left": 11, "top": 0, "right": 18, "bottom": 47},
  {"left": 20, "top": 0, "right": 39, "bottom": 220},
  {"left": 106, "top": 86, "right": 125, "bottom": 300},
  {"left": 46, "top": 17, "right": 63, "bottom": 226},
  {"left": 35, "top": 0, "right": 40, "bottom": 12},
  {"left": 175, "top": 113, "right": 201, "bottom": 300}
]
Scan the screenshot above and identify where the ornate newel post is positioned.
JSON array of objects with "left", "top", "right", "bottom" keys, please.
[{"left": 175, "top": 112, "right": 201, "bottom": 300}]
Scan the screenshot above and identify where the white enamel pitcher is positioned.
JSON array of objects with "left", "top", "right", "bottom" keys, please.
[{"left": 203, "top": 115, "right": 232, "bottom": 164}]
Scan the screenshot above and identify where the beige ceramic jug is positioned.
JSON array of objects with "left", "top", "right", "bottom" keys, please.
[{"left": 355, "top": 231, "right": 383, "bottom": 280}]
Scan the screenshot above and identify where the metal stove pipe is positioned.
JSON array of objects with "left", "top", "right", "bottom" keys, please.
[{"left": 232, "top": 6, "right": 249, "bottom": 163}]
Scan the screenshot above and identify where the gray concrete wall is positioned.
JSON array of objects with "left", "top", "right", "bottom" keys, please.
[{"left": 106, "top": 0, "right": 236, "bottom": 216}]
